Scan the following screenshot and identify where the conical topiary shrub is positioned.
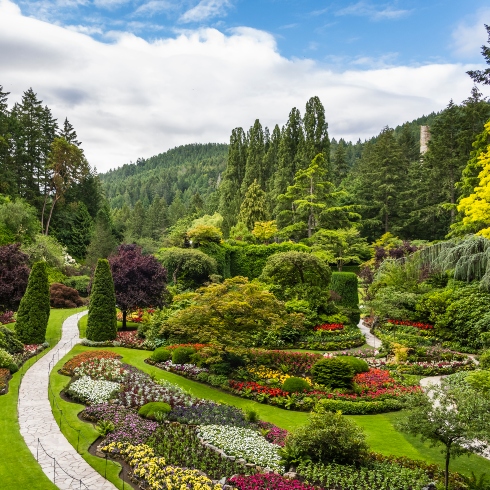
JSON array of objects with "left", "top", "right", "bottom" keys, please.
[
  {"left": 86, "top": 258, "right": 117, "bottom": 341},
  {"left": 15, "top": 261, "right": 50, "bottom": 344}
]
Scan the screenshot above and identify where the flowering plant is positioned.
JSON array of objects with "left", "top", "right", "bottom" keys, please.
[
  {"left": 66, "top": 376, "right": 121, "bottom": 405},
  {"left": 386, "top": 319, "right": 434, "bottom": 330},
  {"left": 75, "top": 358, "right": 128, "bottom": 382},
  {"left": 60, "top": 350, "right": 121, "bottom": 376},
  {"left": 229, "top": 473, "right": 319, "bottom": 490},
  {"left": 314, "top": 323, "right": 344, "bottom": 331}
]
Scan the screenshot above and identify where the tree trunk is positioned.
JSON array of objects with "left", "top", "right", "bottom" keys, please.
[
  {"left": 445, "top": 447, "right": 450, "bottom": 490},
  {"left": 122, "top": 310, "right": 127, "bottom": 330},
  {"left": 44, "top": 194, "right": 59, "bottom": 236}
]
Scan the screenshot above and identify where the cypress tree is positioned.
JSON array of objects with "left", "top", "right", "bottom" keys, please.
[
  {"left": 86, "top": 258, "right": 117, "bottom": 341},
  {"left": 302, "top": 96, "right": 330, "bottom": 171},
  {"left": 15, "top": 261, "right": 50, "bottom": 344},
  {"left": 241, "top": 119, "right": 265, "bottom": 194},
  {"left": 239, "top": 180, "right": 268, "bottom": 230}
]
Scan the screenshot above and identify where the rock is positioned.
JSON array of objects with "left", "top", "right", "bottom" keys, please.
[{"left": 283, "top": 471, "right": 298, "bottom": 479}]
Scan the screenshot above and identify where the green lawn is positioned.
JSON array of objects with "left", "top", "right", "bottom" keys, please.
[
  {"left": 78, "top": 314, "right": 140, "bottom": 337},
  {"left": 0, "top": 307, "right": 85, "bottom": 490},
  {"left": 50, "top": 344, "right": 490, "bottom": 483}
]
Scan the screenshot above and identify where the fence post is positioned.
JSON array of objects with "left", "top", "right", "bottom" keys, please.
[
  {"left": 77, "top": 430, "right": 80, "bottom": 453},
  {"left": 36, "top": 439, "right": 39, "bottom": 462},
  {"left": 53, "top": 458, "right": 56, "bottom": 483}
]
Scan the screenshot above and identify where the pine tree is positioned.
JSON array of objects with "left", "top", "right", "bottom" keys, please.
[
  {"left": 85, "top": 207, "right": 117, "bottom": 267},
  {"left": 467, "top": 24, "right": 490, "bottom": 85},
  {"left": 15, "top": 261, "right": 50, "bottom": 344},
  {"left": 239, "top": 180, "right": 268, "bottom": 230},
  {"left": 302, "top": 96, "right": 330, "bottom": 171},
  {"left": 60, "top": 117, "right": 81, "bottom": 147},
  {"left": 218, "top": 127, "right": 248, "bottom": 235},
  {"left": 241, "top": 119, "right": 265, "bottom": 194},
  {"left": 397, "top": 123, "right": 419, "bottom": 162},
  {"left": 143, "top": 197, "right": 167, "bottom": 239},
  {"left": 126, "top": 200, "right": 146, "bottom": 239},
  {"left": 86, "top": 259, "right": 117, "bottom": 341},
  {"left": 167, "top": 190, "right": 187, "bottom": 227},
  {"left": 0, "top": 86, "right": 16, "bottom": 197},
  {"left": 332, "top": 139, "right": 349, "bottom": 186}
]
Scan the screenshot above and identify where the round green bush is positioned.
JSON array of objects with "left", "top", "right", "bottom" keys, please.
[
  {"left": 282, "top": 376, "right": 311, "bottom": 393},
  {"left": 172, "top": 346, "right": 197, "bottom": 364},
  {"left": 479, "top": 349, "right": 490, "bottom": 370},
  {"left": 311, "top": 357, "right": 355, "bottom": 389},
  {"left": 0, "top": 348, "right": 18, "bottom": 373},
  {"left": 138, "top": 401, "right": 171, "bottom": 420},
  {"left": 337, "top": 356, "right": 369, "bottom": 374},
  {"left": 151, "top": 347, "right": 172, "bottom": 363}
]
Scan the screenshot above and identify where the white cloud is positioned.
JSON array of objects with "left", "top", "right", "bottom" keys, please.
[
  {"left": 179, "top": 0, "right": 232, "bottom": 24},
  {"left": 336, "top": 1, "right": 411, "bottom": 21},
  {"left": 133, "top": 0, "right": 174, "bottom": 16},
  {"left": 0, "top": 0, "right": 488, "bottom": 174},
  {"left": 451, "top": 8, "right": 490, "bottom": 58}
]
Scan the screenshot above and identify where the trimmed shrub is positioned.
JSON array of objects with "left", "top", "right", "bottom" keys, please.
[
  {"left": 330, "top": 272, "right": 360, "bottom": 323},
  {"left": 86, "top": 259, "right": 117, "bottom": 342},
  {"left": 63, "top": 276, "right": 90, "bottom": 297},
  {"left": 480, "top": 349, "right": 490, "bottom": 370},
  {"left": 138, "top": 401, "right": 171, "bottom": 420},
  {"left": 282, "top": 377, "right": 311, "bottom": 393},
  {"left": 0, "top": 325, "right": 24, "bottom": 354},
  {"left": 311, "top": 357, "right": 355, "bottom": 388},
  {"left": 284, "top": 408, "right": 368, "bottom": 465},
  {"left": 151, "top": 347, "right": 172, "bottom": 363},
  {"left": 171, "top": 346, "right": 197, "bottom": 364},
  {"left": 50, "top": 283, "right": 84, "bottom": 308},
  {"left": 317, "top": 397, "right": 404, "bottom": 414},
  {"left": 0, "top": 348, "right": 18, "bottom": 373},
  {"left": 337, "top": 355, "right": 369, "bottom": 374},
  {"left": 15, "top": 261, "right": 50, "bottom": 344}
]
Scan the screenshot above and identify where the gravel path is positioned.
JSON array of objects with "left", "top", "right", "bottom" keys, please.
[
  {"left": 357, "top": 318, "right": 382, "bottom": 348},
  {"left": 18, "top": 311, "right": 117, "bottom": 490}
]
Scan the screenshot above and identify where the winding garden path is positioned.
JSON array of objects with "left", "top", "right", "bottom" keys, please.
[
  {"left": 17, "top": 311, "right": 117, "bottom": 490},
  {"left": 357, "top": 318, "right": 381, "bottom": 348}
]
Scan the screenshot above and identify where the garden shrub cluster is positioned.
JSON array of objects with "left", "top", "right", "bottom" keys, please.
[
  {"left": 59, "top": 350, "right": 121, "bottom": 376},
  {"left": 49, "top": 283, "right": 84, "bottom": 308},
  {"left": 0, "top": 325, "right": 24, "bottom": 354}
]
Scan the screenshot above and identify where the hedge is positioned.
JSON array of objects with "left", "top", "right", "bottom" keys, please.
[
  {"left": 330, "top": 272, "right": 360, "bottom": 323},
  {"left": 317, "top": 397, "right": 404, "bottom": 414}
]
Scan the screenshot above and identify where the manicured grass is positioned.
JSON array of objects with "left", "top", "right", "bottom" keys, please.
[
  {"left": 51, "top": 344, "right": 490, "bottom": 483},
  {"left": 0, "top": 307, "right": 85, "bottom": 490},
  {"left": 78, "top": 314, "right": 140, "bottom": 338}
]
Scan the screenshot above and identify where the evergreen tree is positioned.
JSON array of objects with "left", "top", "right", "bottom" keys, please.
[
  {"left": 0, "top": 86, "right": 16, "bottom": 197},
  {"left": 397, "top": 122, "right": 419, "bottom": 162},
  {"left": 332, "top": 139, "right": 349, "bottom": 186},
  {"left": 85, "top": 207, "right": 118, "bottom": 267},
  {"left": 349, "top": 127, "right": 408, "bottom": 240},
  {"left": 167, "top": 190, "right": 187, "bottom": 227},
  {"left": 467, "top": 24, "right": 490, "bottom": 85},
  {"left": 218, "top": 127, "right": 247, "bottom": 235},
  {"left": 143, "top": 197, "right": 167, "bottom": 240},
  {"left": 86, "top": 258, "right": 117, "bottom": 341},
  {"left": 126, "top": 200, "right": 146, "bottom": 239},
  {"left": 241, "top": 119, "right": 265, "bottom": 193},
  {"left": 302, "top": 96, "right": 330, "bottom": 171},
  {"left": 239, "top": 180, "right": 268, "bottom": 230},
  {"left": 15, "top": 261, "right": 50, "bottom": 344},
  {"left": 60, "top": 117, "right": 81, "bottom": 147}
]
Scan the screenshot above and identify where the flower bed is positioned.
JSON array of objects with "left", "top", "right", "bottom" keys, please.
[
  {"left": 60, "top": 351, "right": 121, "bottom": 376},
  {"left": 0, "top": 368, "right": 10, "bottom": 394},
  {"left": 314, "top": 323, "right": 344, "bottom": 331},
  {"left": 387, "top": 319, "right": 434, "bottom": 330},
  {"left": 101, "top": 442, "right": 224, "bottom": 490},
  {"left": 257, "top": 421, "right": 288, "bottom": 447},
  {"left": 115, "top": 330, "right": 145, "bottom": 348},
  {"left": 74, "top": 358, "right": 128, "bottom": 382},
  {"left": 66, "top": 376, "right": 121, "bottom": 405},
  {"left": 198, "top": 425, "right": 283, "bottom": 471},
  {"left": 248, "top": 350, "right": 321, "bottom": 375},
  {"left": 156, "top": 360, "right": 209, "bottom": 376},
  {"left": 229, "top": 473, "right": 319, "bottom": 490}
]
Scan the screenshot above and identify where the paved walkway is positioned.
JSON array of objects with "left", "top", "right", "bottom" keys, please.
[
  {"left": 357, "top": 318, "right": 382, "bottom": 348},
  {"left": 18, "top": 311, "right": 117, "bottom": 490}
]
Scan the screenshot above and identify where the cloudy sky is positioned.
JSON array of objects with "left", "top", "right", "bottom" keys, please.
[{"left": 1, "top": 0, "right": 489, "bottom": 173}]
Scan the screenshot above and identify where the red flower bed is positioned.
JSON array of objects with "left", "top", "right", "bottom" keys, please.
[
  {"left": 60, "top": 350, "right": 122, "bottom": 376},
  {"left": 257, "top": 421, "right": 288, "bottom": 447},
  {"left": 0, "top": 368, "right": 10, "bottom": 394},
  {"left": 314, "top": 323, "right": 344, "bottom": 331},
  {"left": 229, "top": 474, "right": 320, "bottom": 490},
  {"left": 387, "top": 319, "right": 434, "bottom": 330},
  {"left": 248, "top": 349, "right": 322, "bottom": 375},
  {"left": 354, "top": 368, "right": 396, "bottom": 390},
  {"left": 23, "top": 344, "right": 42, "bottom": 354},
  {"left": 0, "top": 310, "right": 15, "bottom": 324},
  {"left": 116, "top": 331, "right": 145, "bottom": 348}
]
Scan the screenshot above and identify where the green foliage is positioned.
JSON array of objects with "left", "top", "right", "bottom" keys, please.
[
  {"left": 15, "top": 261, "right": 50, "bottom": 344},
  {"left": 96, "top": 420, "right": 115, "bottom": 437},
  {"left": 21, "top": 234, "right": 65, "bottom": 270},
  {"left": 337, "top": 355, "right": 369, "bottom": 374},
  {"left": 310, "top": 357, "right": 355, "bottom": 388},
  {"left": 62, "top": 275, "right": 90, "bottom": 297},
  {"left": 0, "top": 348, "right": 18, "bottom": 373},
  {"left": 282, "top": 377, "right": 311, "bottom": 393},
  {"left": 187, "top": 225, "right": 222, "bottom": 246},
  {"left": 330, "top": 272, "right": 359, "bottom": 308},
  {"left": 317, "top": 398, "right": 404, "bottom": 415},
  {"left": 157, "top": 276, "right": 305, "bottom": 346},
  {"left": 239, "top": 180, "right": 268, "bottom": 230},
  {"left": 0, "top": 198, "right": 40, "bottom": 245},
  {"left": 479, "top": 349, "right": 490, "bottom": 370},
  {"left": 284, "top": 407, "right": 368, "bottom": 466},
  {"left": 138, "top": 401, "right": 171, "bottom": 420},
  {"left": 171, "top": 346, "right": 196, "bottom": 364},
  {"left": 229, "top": 222, "right": 254, "bottom": 242},
  {"left": 157, "top": 247, "right": 217, "bottom": 288},
  {"left": 150, "top": 347, "right": 173, "bottom": 363},
  {"left": 86, "top": 259, "right": 117, "bottom": 341},
  {"left": 0, "top": 325, "right": 24, "bottom": 354},
  {"left": 466, "top": 370, "right": 490, "bottom": 394}
]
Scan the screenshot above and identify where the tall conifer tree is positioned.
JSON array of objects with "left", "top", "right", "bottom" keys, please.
[
  {"left": 239, "top": 180, "right": 268, "bottom": 230},
  {"left": 241, "top": 119, "right": 266, "bottom": 194}
]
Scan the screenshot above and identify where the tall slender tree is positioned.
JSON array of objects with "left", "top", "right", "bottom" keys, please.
[
  {"left": 239, "top": 180, "right": 268, "bottom": 230},
  {"left": 241, "top": 119, "right": 266, "bottom": 193}
]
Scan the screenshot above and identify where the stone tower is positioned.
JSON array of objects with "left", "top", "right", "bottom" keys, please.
[{"left": 420, "top": 125, "right": 430, "bottom": 154}]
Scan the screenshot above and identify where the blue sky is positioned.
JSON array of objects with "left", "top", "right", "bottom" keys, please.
[{"left": 1, "top": 0, "right": 490, "bottom": 171}]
